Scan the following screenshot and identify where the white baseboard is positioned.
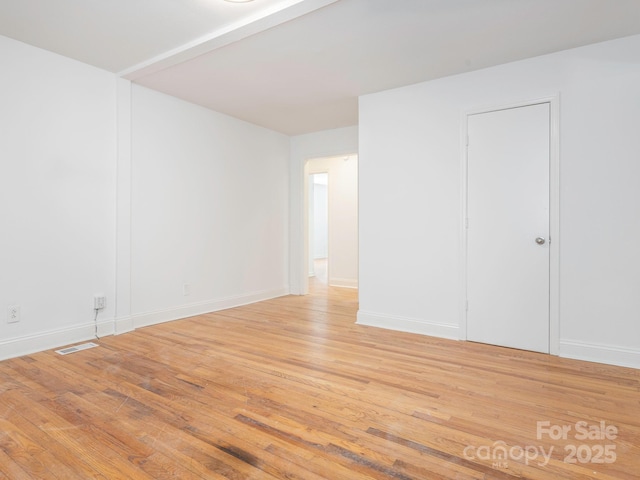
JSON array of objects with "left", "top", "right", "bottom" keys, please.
[
  {"left": 0, "top": 288, "right": 289, "bottom": 361},
  {"left": 329, "top": 277, "right": 358, "bottom": 288},
  {"left": 0, "top": 319, "right": 114, "bottom": 362},
  {"left": 559, "top": 340, "right": 640, "bottom": 369},
  {"left": 114, "top": 315, "right": 135, "bottom": 335},
  {"left": 356, "top": 310, "right": 459, "bottom": 340},
  {"left": 131, "top": 287, "right": 289, "bottom": 329},
  {"left": 354, "top": 314, "right": 639, "bottom": 369}
]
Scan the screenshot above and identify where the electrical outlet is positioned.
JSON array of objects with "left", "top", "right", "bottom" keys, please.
[
  {"left": 183, "top": 283, "right": 191, "bottom": 296},
  {"left": 7, "top": 305, "right": 20, "bottom": 324},
  {"left": 94, "top": 296, "right": 106, "bottom": 310}
]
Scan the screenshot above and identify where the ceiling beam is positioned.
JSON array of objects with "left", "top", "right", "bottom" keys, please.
[{"left": 120, "top": 0, "right": 339, "bottom": 80}]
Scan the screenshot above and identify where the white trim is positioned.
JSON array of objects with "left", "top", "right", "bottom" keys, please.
[
  {"left": 559, "top": 340, "right": 640, "bottom": 370},
  {"left": 115, "top": 78, "right": 133, "bottom": 327},
  {"left": 548, "top": 96, "right": 561, "bottom": 355},
  {"left": 0, "top": 288, "right": 288, "bottom": 361},
  {"left": 120, "top": 0, "right": 339, "bottom": 79},
  {"left": 464, "top": 96, "right": 557, "bottom": 117},
  {"left": 459, "top": 110, "right": 469, "bottom": 340},
  {"left": 356, "top": 311, "right": 459, "bottom": 340},
  {"left": 131, "top": 288, "right": 289, "bottom": 329},
  {"left": 114, "top": 315, "right": 135, "bottom": 335},
  {"left": 461, "top": 95, "right": 560, "bottom": 354},
  {"left": 0, "top": 320, "right": 113, "bottom": 362},
  {"left": 329, "top": 277, "right": 358, "bottom": 289}
]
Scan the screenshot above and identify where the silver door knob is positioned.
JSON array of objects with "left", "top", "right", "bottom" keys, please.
[{"left": 535, "top": 237, "right": 546, "bottom": 245}]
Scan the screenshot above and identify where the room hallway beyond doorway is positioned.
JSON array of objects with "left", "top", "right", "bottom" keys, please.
[{"left": 312, "top": 257, "right": 328, "bottom": 285}]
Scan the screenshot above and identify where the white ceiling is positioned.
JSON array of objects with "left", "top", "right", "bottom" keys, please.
[{"left": 2, "top": 0, "right": 640, "bottom": 135}]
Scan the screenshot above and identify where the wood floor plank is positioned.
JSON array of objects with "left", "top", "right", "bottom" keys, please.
[{"left": 1, "top": 280, "right": 639, "bottom": 479}]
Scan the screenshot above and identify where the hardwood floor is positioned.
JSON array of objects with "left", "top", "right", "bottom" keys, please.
[{"left": 1, "top": 282, "right": 639, "bottom": 479}]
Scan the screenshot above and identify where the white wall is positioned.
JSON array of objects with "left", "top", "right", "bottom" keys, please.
[
  {"left": 308, "top": 156, "right": 358, "bottom": 288},
  {"left": 290, "top": 126, "right": 358, "bottom": 293},
  {"left": 130, "top": 86, "right": 290, "bottom": 327},
  {"left": 0, "top": 37, "right": 291, "bottom": 360},
  {"left": 358, "top": 35, "right": 640, "bottom": 368},
  {"left": 0, "top": 36, "right": 117, "bottom": 359}
]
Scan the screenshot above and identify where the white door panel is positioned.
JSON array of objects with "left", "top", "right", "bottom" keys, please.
[{"left": 467, "top": 103, "right": 550, "bottom": 353}]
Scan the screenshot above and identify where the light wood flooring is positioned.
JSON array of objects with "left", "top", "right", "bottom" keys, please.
[{"left": 1, "top": 280, "right": 639, "bottom": 479}]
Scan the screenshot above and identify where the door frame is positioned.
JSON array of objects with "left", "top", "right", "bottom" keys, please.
[{"left": 460, "top": 95, "right": 560, "bottom": 355}]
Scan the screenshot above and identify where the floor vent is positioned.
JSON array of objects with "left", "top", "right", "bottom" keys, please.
[{"left": 55, "top": 342, "right": 99, "bottom": 355}]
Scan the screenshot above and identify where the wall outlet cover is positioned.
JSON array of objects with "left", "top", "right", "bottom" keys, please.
[
  {"left": 7, "top": 305, "right": 20, "bottom": 324},
  {"left": 94, "top": 296, "right": 106, "bottom": 310}
]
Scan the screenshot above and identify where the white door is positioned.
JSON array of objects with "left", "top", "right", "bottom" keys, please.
[{"left": 466, "top": 103, "right": 550, "bottom": 353}]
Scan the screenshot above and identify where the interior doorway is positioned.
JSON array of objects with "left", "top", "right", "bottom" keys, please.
[
  {"left": 304, "top": 154, "right": 358, "bottom": 294},
  {"left": 309, "top": 172, "right": 329, "bottom": 284}
]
